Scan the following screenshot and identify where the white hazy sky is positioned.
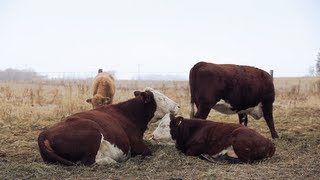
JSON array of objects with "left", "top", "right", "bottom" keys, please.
[{"left": 0, "top": 0, "right": 319, "bottom": 79}]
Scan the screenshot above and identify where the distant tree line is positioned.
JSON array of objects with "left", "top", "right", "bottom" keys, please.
[{"left": 0, "top": 68, "right": 46, "bottom": 80}]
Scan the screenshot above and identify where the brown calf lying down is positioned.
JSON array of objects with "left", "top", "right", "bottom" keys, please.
[
  {"left": 86, "top": 72, "right": 115, "bottom": 108},
  {"left": 169, "top": 115, "right": 275, "bottom": 163}
]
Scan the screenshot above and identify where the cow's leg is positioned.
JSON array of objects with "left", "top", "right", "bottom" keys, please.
[
  {"left": 214, "top": 154, "right": 242, "bottom": 164},
  {"left": 194, "top": 102, "right": 213, "bottom": 119},
  {"left": 130, "top": 139, "right": 151, "bottom": 157},
  {"left": 185, "top": 143, "right": 206, "bottom": 156},
  {"left": 238, "top": 114, "right": 248, "bottom": 126},
  {"left": 262, "top": 103, "right": 278, "bottom": 139},
  {"left": 95, "top": 156, "right": 117, "bottom": 165}
]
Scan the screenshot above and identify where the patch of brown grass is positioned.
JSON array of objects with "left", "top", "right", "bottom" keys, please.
[{"left": 0, "top": 78, "right": 319, "bottom": 179}]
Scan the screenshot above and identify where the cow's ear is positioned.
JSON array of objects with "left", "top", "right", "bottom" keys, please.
[
  {"left": 176, "top": 116, "right": 184, "bottom": 126},
  {"left": 141, "top": 91, "right": 152, "bottom": 103},
  {"left": 134, "top": 91, "right": 141, "bottom": 97},
  {"left": 171, "top": 115, "right": 183, "bottom": 126},
  {"left": 86, "top": 98, "right": 92, "bottom": 103},
  {"left": 102, "top": 97, "right": 111, "bottom": 104},
  {"left": 176, "top": 116, "right": 184, "bottom": 121}
]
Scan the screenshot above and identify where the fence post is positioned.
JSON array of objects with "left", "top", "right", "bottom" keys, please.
[
  {"left": 98, "top": 69, "right": 103, "bottom": 73},
  {"left": 270, "top": 70, "right": 273, "bottom": 81}
]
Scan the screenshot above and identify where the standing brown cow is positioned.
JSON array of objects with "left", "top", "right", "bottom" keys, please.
[
  {"left": 189, "top": 61, "right": 278, "bottom": 138},
  {"left": 86, "top": 71, "right": 115, "bottom": 108}
]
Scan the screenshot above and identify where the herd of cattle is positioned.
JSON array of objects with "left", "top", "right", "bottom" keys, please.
[{"left": 38, "top": 61, "right": 278, "bottom": 166}]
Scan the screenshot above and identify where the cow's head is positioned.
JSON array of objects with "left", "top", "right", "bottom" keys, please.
[
  {"left": 86, "top": 94, "right": 111, "bottom": 109},
  {"left": 144, "top": 87, "right": 180, "bottom": 123},
  {"left": 169, "top": 114, "right": 184, "bottom": 141}
]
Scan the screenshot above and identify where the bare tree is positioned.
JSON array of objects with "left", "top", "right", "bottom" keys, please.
[
  {"left": 309, "top": 66, "right": 315, "bottom": 76},
  {"left": 316, "top": 49, "right": 320, "bottom": 76}
]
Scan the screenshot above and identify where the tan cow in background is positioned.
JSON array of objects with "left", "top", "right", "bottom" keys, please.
[{"left": 86, "top": 71, "right": 115, "bottom": 108}]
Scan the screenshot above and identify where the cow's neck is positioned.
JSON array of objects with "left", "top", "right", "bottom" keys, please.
[
  {"left": 115, "top": 98, "right": 155, "bottom": 133},
  {"left": 176, "top": 120, "right": 204, "bottom": 151}
]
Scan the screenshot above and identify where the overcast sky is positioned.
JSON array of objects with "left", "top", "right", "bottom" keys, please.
[{"left": 0, "top": 0, "right": 319, "bottom": 79}]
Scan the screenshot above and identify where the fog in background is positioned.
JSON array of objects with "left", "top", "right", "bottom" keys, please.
[{"left": 0, "top": 0, "right": 320, "bottom": 79}]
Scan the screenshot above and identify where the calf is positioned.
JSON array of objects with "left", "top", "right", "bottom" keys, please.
[
  {"left": 86, "top": 72, "right": 115, "bottom": 108},
  {"left": 189, "top": 61, "right": 278, "bottom": 138},
  {"left": 38, "top": 88, "right": 180, "bottom": 166},
  {"left": 168, "top": 115, "right": 275, "bottom": 163}
]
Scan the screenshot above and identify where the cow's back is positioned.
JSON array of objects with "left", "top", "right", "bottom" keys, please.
[
  {"left": 93, "top": 72, "right": 115, "bottom": 97},
  {"left": 231, "top": 127, "right": 275, "bottom": 162},
  {"left": 175, "top": 119, "right": 243, "bottom": 155},
  {"left": 64, "top": 108, "right": 131, "bottom": 152},
  {"left": 220, "top": 64, "right": 275, "bottom": 108}
]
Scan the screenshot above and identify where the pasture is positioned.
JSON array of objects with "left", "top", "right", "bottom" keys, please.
[{"left": 0, "top": 77, "right": 320, "bottom": 179}]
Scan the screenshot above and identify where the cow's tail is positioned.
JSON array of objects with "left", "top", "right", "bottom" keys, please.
[
  {"left": 190, "top": 102, "right": 195, "bottom": 118},
  {"left": 38, "top": 131, "right": 75, "bottom": 166},
  {"left": 268, "top": 142, "right": 276, "bottom": 158},
  {"left": 189, "top": 65, "right": 196, "bottom": 118}
]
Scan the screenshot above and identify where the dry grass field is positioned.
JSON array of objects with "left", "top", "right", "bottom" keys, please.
[{"left": 0, "top": 77, "right": 320, "bottom": 179}]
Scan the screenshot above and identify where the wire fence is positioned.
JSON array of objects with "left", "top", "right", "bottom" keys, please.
[
  {"left": 0, "top": 68, "right": 314, "bottom": 81},
  {"left": 38, "top": 71, "right": 189, "bottom": 80},
  {"left": 34, "top": 69, "right": 281, "bottom": 80}
]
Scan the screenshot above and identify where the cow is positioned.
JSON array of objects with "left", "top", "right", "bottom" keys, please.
[
  {"left": 189, "top": 61, "right": 278, "bottom": 138},
  {"left": 168, "top": 115, "right": 276, "bottom": 163},
  {"left": 86, "top": 71, "right": 115, "bottom": 108},
  {"left": 151, "top": 113, "right": 175, "bottom": 145},
  {"left": 38, "top": 88, "right": 180, "bottom": 166}
]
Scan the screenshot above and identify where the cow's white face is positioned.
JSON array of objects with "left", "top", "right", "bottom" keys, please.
[
  {"left": 151, "top": 113, "right": 175, "bottom": 145},
  {"left": 144, "top": 87, "right": 180, "bottom": 123}
]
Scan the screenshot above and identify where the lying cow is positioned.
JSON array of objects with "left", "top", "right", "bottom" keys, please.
[
  {"left": 86, "top": 72, "right": 115, "bottom": 108},
  {"left": 168, "top": 115, "right": 275, "bottom": 163},
  {"left": 189, "top": 61, "right": 278, "bottom": 138},
  {"left": 38, "top": 88, "right": 180, "bottom": 166},
  {"left": 151, "top": 113, "right": 174, "bottom": 145}
]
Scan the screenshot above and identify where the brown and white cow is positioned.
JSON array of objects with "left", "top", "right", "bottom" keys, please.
[
  {"left": 189, "top": 61, "right": 278, "bottom": 138},
  {"left": 86, "top": 72, "right": 115, "bottom": 108},
  {"left": 38, "top": 88, "right": 180, "bottom": 166},
  {"left": 169, "top": 115, "right": 275, "bottom": 163}
]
